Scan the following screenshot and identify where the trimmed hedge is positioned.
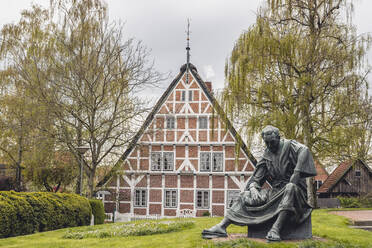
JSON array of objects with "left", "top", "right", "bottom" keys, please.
[
  {"left": 0, "top": 191, "right": 91, "bottom": 238},
  {"left": 89, "top": 199, "right": 105, "bottom": 225}
]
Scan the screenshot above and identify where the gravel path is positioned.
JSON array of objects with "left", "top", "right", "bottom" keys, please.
[{"left": 330, "top": 210, "right": 372, "bottom": 221}]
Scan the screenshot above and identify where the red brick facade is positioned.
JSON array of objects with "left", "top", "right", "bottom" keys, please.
[{"left": 99, "top": 64, "right": 256, "bottom": 217}]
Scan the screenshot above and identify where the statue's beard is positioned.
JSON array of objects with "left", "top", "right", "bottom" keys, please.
[{"left": 266, "top": 139, "right": 280, "bottom": 153}]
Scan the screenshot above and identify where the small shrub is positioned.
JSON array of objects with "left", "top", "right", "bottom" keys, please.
[
  {"left": 202, "top": 211, "right": 210, "bottom": 217},
  {"left": 338, "top": 197, "right": 362, "bottom": 208},
  {"left": 338, "top": 195, "right": 372, "bottom": 208},
  {"left": 89, "top": 199, "right": 105, "bottom": 224}
]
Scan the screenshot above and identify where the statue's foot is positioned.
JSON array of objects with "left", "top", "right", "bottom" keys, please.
[
  {"left": 266, "top": 227, "right": 281, "bottom": 242},
  {"left": 202, "top": 224, "right": 228, "bottom": 239}
]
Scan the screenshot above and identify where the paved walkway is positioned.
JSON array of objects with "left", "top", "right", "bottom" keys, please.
[{"left": 330, "top": 210, "right": 372, "bottom": 221}]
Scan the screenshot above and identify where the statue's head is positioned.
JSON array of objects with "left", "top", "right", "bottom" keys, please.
[{"left": 261, "top": 125, "right": 280, "bottom": 153}]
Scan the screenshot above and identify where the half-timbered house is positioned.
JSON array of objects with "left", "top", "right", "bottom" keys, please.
[{"left": 97, "top": 62, "right": 257, "bottom": 218}]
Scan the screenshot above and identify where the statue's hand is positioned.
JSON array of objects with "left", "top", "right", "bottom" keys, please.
[
  {"left": 250, "top": 187, "right": 260, "bottom": 201},
  {"left": 290, "top": 171, "right": 300, "bottom": 185}
]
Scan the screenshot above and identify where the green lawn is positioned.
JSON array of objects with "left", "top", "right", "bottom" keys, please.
[{"left": 0, "top": 209, "right": 371, "bottom": 248}]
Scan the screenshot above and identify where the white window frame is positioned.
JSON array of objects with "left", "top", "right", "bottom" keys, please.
[
  {"left": 199, "top": 116, "right": 208, "bottom": 129},
  {"left": 196, "top": 190, "right": 209, "bottom": 209},
  {"left": 163, "top": 152, "right": 174, "bottom": 171},
  {"left": 166, "top": 116, "right": 175, "bottom": 129},
  {"left": 227, "top": 190, "right": 240, "bottom": 209},
  {"left": 200, "top": 152, "right": 211, "bottom": 171},
  {"left": 212, "top": 152, "right": 223, "bottom": 172},
  {"left": 151, "top": 152, "right": 162, "bottom": 171},
  {"left": 134, "top": 189, "right": 147, "bottom": 207},
  {"left": 181, "top": 90, "right": 186, "bottom": 101},
  {"left": 164, "top": 189, "right": 177, "bottom": 208},
  {"left": 315, "top": 180, "right": 323, "bottom": 190}
]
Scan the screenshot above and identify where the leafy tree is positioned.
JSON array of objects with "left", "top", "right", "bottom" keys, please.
[
  {"left": 0, "top": 70, "right": 38, "bottom": 191},
  {"left": 0, "top": 0, "right": 162, "bottom": 197},
  {"left": 26, "top": 149, "right": 77, "bottom": 192},
  {"left": 222, "top": 0, "right": 371, "bottom": 206}
]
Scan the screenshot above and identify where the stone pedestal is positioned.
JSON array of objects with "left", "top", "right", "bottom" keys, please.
[{"left": 247, "top": 215, "right": 312, "bottom": 240}]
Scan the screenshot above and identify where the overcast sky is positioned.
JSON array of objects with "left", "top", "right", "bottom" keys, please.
[{"left": 1, "top": 0, "right": 371, "bottom": 99}]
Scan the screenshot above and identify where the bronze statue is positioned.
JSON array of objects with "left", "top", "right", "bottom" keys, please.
[{"left": 202, "top": 125, "right": 316, "bottom": 241}]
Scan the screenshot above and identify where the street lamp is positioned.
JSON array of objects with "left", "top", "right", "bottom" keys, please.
[{"left": 77, "top": 145, "right": 89, "bottom": 195}]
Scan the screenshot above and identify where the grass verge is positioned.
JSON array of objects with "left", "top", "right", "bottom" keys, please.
[{"left": 0, "top": 209, "right": 371, "bottom": 248}]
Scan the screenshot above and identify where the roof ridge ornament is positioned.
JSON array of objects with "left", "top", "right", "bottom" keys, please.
[{"left": 186, "top": 18, "right": 191, "bottom": 84}]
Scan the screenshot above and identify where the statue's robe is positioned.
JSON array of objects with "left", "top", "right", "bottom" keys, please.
[{"left": 226, "top": 139, "right": 317, "bottom": 226}]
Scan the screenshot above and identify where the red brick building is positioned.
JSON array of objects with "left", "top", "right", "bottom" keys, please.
[{"left": 97, "top": 63, "right": 257, "bottom": 218}]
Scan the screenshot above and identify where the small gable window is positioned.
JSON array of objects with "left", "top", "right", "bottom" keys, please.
[
  {"left": 188, "top": 91, "right": 193, "bottom": 101},
  {"left": 355, "top": 170, "right": 361, "bottom": 177},
  {"left": 163, "top": 152, "right": 174, "bottom": 171},
  {"left": 200, "top": 152, "right": 211, "bottom": 171},
  {"left": 151, "top": 152, "right": 162, "bottom": 171},
  {"left": 212, "top": 152, "right": 223, "bottom": 171},
  {"left": 199, "top": 116, "right": 208, "bottom": 129},
  {"left": 166, "top": 116, "right": 175, "bottom": 129},
  {"left": 151, "top": 152, "right": 174, "bottom": 171},
  {"left": 181, "top": 90, "right": 186, "bottom": 101},
  {"left": 315, "top": 180, "right": 323, "bottom": 190}
]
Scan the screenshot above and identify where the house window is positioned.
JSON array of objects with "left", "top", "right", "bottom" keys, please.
[
  {"left": 151, "top": 152, "right": 174, "bottom": 171},
  {"left": 163, "top": 152, "right": 174, "bottom": 171},
  {"left": 355, "top": 170, "right": 361, "bottom": 177},
  {"left": 199, "top": 116, "right": 208, "bottom": 129},
  {"left": 315, "top": 180, "right": 323, "bottom": 190},
  {"left": 134, "top": 189, "right": 147, "bottom": 207},
  {"left": 166, "top": 116, "right": 175, "bottom": 129},
  {"left": 227, "top": 190, "right": 240, "bottom": 209},
  {"left": 164, "top": 190, "right": 177, "bottom": 208},
  {"left": 200, "top": 152, "right": 223, "bottom": 172},
  {"left": 212, "top": 152, "right": 223, "bottom": 171},
  {"left": 151, "top": 152, "right": 162, "bottom": 171},
  {"left": 196, "top": 190, "right": 209, "bottom": 208},
  {"left": 188, "top": 91, "right": 193, "bottom": 101},
  {"left": 200, "top": 152, "right": 211, "bottom": 171},
  {"left": 181, "top": 90, "right": 186, "bottom": 101}
]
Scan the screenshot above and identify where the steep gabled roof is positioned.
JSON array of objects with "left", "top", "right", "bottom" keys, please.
[
  {"left": 317, "top": 159, "right": 371, "bottom": 193},
  {"left": 97, "top": 63, "right": 257, "bottom": 187}
]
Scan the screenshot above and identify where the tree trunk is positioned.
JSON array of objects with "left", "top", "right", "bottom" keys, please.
[
  {"left": 87, "top": 168, "right": 95, "bottom": 198},
  {"left": 303, "top": 105, "right": 317, "bottom": 208}
]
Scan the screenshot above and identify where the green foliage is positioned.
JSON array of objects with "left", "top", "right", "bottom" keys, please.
[
  {"left": 202, "top": 211, "right": 211, "bottom": 217},
  {"left": 222, "top": 0, "right": 372, "bottom": 163},
  {"left": 63, "top": 220, "right": 195, "bottom": 239},
  {"left": 338, "top": 195, "right": 372, "bottom": 208},
  {"left": 0, "top": 0, "right": 162, "bottom": 197},
  {"left": 0, "top": 191, "right": 91, "bottom": 238},
  {"left": 89, "top": 199, "right": 105, "bottom": 225}
]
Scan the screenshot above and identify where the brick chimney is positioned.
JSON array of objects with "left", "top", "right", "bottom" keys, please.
[{"left": 205, "top": 81, "right": 212, "bottom": 92}]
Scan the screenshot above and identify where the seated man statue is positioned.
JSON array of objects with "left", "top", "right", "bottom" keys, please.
[{"left": 202, "top": 125, "right": 316, "bottom": 241}]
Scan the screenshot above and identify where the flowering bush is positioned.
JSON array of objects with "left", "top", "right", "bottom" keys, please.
[{"left": 63, "top": 220, "right": 195, "bottom": 239}]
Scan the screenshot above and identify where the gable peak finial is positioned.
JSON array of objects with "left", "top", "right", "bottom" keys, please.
[{"left": 186, "top": 19, "right": 192, "bottom": 83}]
